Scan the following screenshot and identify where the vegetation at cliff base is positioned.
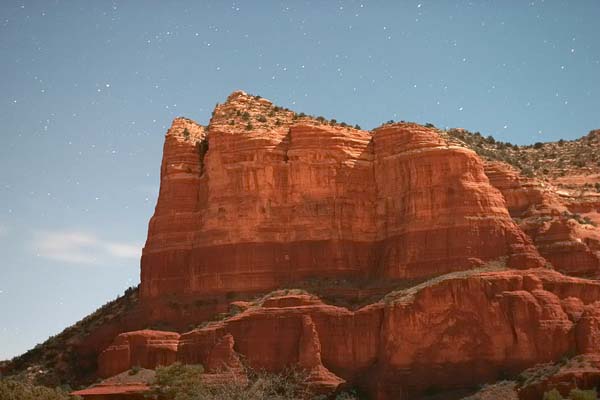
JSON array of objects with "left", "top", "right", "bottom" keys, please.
[
  {"left": 0, "top": 379, "right": 79, "bottom": 400},
  {"left": 544, "top": 388, "right": 597, "bottom": 400},
  {"left": 148, "top": 362, "right": 359, "bottom": 400}
]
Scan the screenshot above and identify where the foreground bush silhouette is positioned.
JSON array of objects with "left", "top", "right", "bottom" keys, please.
[
  {"left": 543, "top": 388, "right": 597, "bottom": 400},
  {"left": 148, "top": 362, "right": 358, "bottom": 400},
  {"left": 0, "top": 379, "right": 78, "bottom": 400}
]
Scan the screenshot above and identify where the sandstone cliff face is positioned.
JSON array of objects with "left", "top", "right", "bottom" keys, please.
[
  {"left": 141, "top": 91, "right": 543, "bottom": 300},
  {"left": 485, "top": 161, "right": 600, "bottom": 277},
  {"left": 97, "top": 330, "right": 180, "bottom": 378},
  {"left": 64, "top": 91, "right": 600, "bottom": 399}
]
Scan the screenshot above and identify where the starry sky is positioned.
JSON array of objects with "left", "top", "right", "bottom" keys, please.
[{"left": 1, "top": 0, "right": 599, "bottom": 360}]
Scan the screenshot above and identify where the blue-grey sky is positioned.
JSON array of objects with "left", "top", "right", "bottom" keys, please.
[{"left": 1, "top": 0, "right": 599, "bottom": 360}]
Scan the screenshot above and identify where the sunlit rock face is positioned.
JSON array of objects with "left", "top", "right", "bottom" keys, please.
[
  {"left": 485, "top": 161, "right": 600, "bottom": 276},
  {"left": 80, "top": 92, "right": 600, "bottom": 399},
  {"left": 140, "top": 91, "right": 543, "bottom": 300}
]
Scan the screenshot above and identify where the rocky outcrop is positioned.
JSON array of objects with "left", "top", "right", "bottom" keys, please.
[
  {"left": 141, "top": 91, "right": 543, "bottom": 301},
  {"left": 97, "top": 330, "right": 180, "bottom": 378},
  {"left": 484, "top": 161, "right": 561, "bottom": 217},
  {"left": 517, "top": 354, "right": 600, "bottom": 400},
  {"left": 298, "top": 315, "right": 345, "bottom": 394},
  {"left": 98, "top": 268, "right": 600, "bottom": 398},
  {"left": 485, "top": 161, "right": 600, "bottom": 277}
]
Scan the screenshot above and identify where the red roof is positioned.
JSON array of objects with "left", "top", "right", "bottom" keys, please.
[{"left": 71, "top": 383, "right": 149, "bottom": 396}]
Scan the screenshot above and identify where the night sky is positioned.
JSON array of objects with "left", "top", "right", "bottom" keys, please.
[{"left": 1, "top": 1, "right": 599, "bottom": 359}]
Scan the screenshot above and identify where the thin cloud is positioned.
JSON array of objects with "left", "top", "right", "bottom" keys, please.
[
  {"left": 105, "top": 242, "right": 141, "bottom": 259},
  {"left": 33, "top": 230, "right": 142, "bottom": 265}
]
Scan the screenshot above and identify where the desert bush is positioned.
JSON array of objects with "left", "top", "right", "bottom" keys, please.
[
  {"left": 543, "top": 389, "right": 563, "bottom": 400},
  {"left": 149, "top": 363, "right": 318, "bottom": 400},
  {"left": 0, "top": 379, "right": 77, "bottom": 400},
  {"left": 128, "top": 365, "right": 141, "bottom": 375},
  {"left": 569, "top": 388, "right": 597, "bottom": 400},
  {"left": 335, "top": 390, "right": 360, "bottom": 399},
  {"left": 521, "top": 167, "right": 534, "bottom": 178}
]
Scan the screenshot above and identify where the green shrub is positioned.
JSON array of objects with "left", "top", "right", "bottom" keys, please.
[
  {"left": 543, "top": 388, "right": 563, "bottom": 400},
  {"left": 522, "top": 167, "right": 534, "bottom": 178},
  {"left": 149, "top": 363, "right": 314, "bottom": 400},
  {"left": 242, "top": 112, "right": 250, "bottom": 121},
  {"left": 151, "top": 363, "right": 205, "bottom": 400},
  {"left": 182, "top": 128, "right": 190, "bottom": 140},
  {"left": 257, "top": 115, "right": 267, "bottom": 123},
  {"left": 0, "top": 379, "right": 76, "bottom": 400},
  {"left": 245, "top": 123, "right": 253, "bottom": 131},
  {"left": 335, "top": 390, "right": 360, "bottom": 399},
  {"left": 128, "top": 365, "right": 141, "bottom": 375},
  {"left": 569, "top": 388, "right": 597, "bottom": 400}
]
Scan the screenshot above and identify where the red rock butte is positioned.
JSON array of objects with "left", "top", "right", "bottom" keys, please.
[
  {"left": 141, "top": 90, "right": 544, "bottom": 301},
  {"left": 19, "top": 90, "right": 599, "bottom": 399}
]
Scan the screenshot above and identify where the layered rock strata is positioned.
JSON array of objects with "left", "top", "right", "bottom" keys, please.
[
  {"left": 485, "top": 161, "right": 600, "bottom": 276},
  {"left": 98, "top": 269, "right": 600, "bottom": 399},
  {"left": 82, "top": 91, "right": 600, "bottom": 399},
  {"left": 141, "top": 91, "right": 543, "bottom": 300}
]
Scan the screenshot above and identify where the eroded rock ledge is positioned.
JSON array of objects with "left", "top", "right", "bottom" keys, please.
[{"left": 98, "top": 268, "right": 600, "bottom": 398}]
